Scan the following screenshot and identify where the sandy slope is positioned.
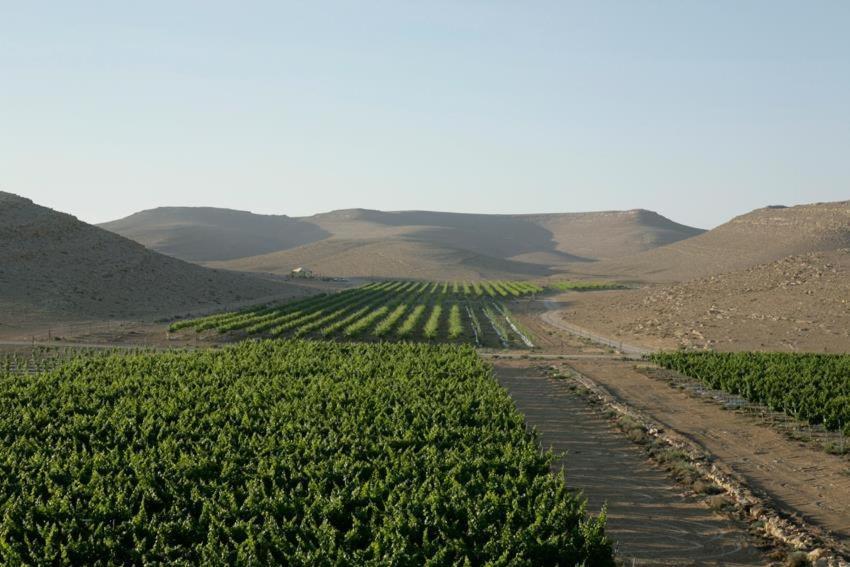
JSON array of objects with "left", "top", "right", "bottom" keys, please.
[
  {"left": 100, "top": 207, "right": 330, "bottom": 262},
  {"left": 102, "top": 207, "right": 703, "bottom": 278},
  {"left": 580, "top": 201, "right": 850, "bottom": 282},
  {"left": 521, "top": 209, "right": 703, "bottom": 260},
  {"left": 208, "top": 238, "right": 555, "bottom": 280},
  {"left": 0, "top": 192, "right": 306, "bottom": 333},
  {"left": 561, "top": 249, "right": 850, "bottom": 352}
]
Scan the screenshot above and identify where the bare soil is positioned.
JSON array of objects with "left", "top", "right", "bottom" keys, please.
[
  {"left": 211, "top": 238, "right": 553, "bottom": 280},
  {"left": 508, "top": 300, "right": 617, "bottom": 354},
  {"left": 565, "top": 358, "right": 850, "bottom": 545},
  {"left": 557, "top": 249, "right": 850, "bottom": 353},
  {"left": 0, "top": 278, "right": 358, "bottom": 343}
]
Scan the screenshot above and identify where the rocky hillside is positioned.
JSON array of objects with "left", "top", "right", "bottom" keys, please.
[
  {"left": 583, "top": 202, "right": 850, "bottom": 282},
  {"left": 0, "top": 193, "right": 306, "bottom": 331},
  {"left": 563, "top": 249, "right": 850, "bottom": 353}
]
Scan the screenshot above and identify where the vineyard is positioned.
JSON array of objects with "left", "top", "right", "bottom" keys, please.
[
  {"left": 169, "top": 280, "right": 543, "bottom": 348},
  {"left": 0, "top": 340, "right": 613, "bottom": 564},
  {"left": 547, "top": 280, "right": 629, "bottom": 292},
  {"left": 651, "top": 352, "right": 850, "bottom": 435}
]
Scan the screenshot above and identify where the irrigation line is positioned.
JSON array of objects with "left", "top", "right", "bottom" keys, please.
[
  {"left": 465, "top": 304, "right": 481, "bottom": 347},
  {"left": 652, "top": 366, "right": 850, "bottom": 452},
  {"left": 494, "top": 302, "right": 534, "bottom": 348},
  {"left": 482, "top": 305, "right": 510, "bottom": 348}
]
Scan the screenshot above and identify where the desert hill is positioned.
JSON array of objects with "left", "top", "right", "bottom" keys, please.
[
  {"left": 581, "top": 201, "right": 850, "bottom": 282},
  {"left": 561, "top": 248, "right": 850, "bottom": 353},
  {"left": 102, "top": 207, "right": 703, "bottom": 279},
  {"left": 518, "top": 209, "right": 704, "bottom": 261},
  {"left": 211, "top": 238, "right": 554, "bottom": 281},
  {"left": 0, "top": 193, "right": 306, "bottom": 332},
  {"left": 99, "top": 207, "right": 330, "bottom": 262}
]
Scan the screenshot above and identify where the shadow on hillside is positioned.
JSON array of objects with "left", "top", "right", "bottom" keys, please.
[{"left": 351, "top": 210, "right": 594, "bottom": 263}]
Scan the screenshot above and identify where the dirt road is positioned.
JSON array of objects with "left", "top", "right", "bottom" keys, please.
[
  {"left": 540, "top": 298, "right": 652, "bottom": 355},
  {"left": 495, "top": 364, "right": 766, "bottom": 565},
  {"left": 523, "top": 296, "right": 850, "bottom": 559},
  {"left": 567, "top": 358, "right": 850, "bottom": 544}
]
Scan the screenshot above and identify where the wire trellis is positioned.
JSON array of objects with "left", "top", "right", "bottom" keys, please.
[
  {"left": 0, "top": 345, "right": 169, "bottom": 376},
  {"left": 642, "top": 365, "right": 848, "bottom": 456}
]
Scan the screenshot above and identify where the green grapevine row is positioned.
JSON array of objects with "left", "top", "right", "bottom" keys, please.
[
  {"left": 169, "top": 281, "right": 541, "bottom": 348},
  {"left": 397, "top": 304, "right": 426, "bottom": 338},
  {"left": 651, "top": 352, "right": 850, "bottom": 434},
  {"left": 0, "top": 340, "right": 612, "bottom": 564},
  {"left": 547, "top": 280, "right": 628, "bottom": 292},
  {"left": 423, "top": 303, "right": 443, "bottom": 339},
  {"left": 447, "top": 304, "right": 463, "bottom": 339}
]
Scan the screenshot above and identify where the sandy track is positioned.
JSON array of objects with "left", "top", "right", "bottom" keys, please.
[
  {"left": 495, "top": 364, "right": 765, "bottom": 565},
  {"left": 541, "top": 299, "right": 652, "bottom": 354},
  {"left": 566, "top": 358, "right": 850, "bottom": 545}
]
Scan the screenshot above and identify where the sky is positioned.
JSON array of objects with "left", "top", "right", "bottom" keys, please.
[{"left": 1, "top": 1, "right": 848, "bottom": 229}]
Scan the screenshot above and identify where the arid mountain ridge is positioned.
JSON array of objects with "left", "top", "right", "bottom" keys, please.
[
  {"left": 101, "top": 206, "right": 705, "bottom": 280},
  {"left": 4, "top": 191, "right": 849, "bottom": 350},
  {"left": 101, "top": 201, "right": 850, "bottom": 282}
]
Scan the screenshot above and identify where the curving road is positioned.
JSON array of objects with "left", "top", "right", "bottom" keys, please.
[{"left": 540, "top": 299, "right": 653, "bottom": 355}]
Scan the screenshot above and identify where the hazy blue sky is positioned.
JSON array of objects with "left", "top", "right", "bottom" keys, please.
[{"left": 2, "top": 1, "right": 848, "bottom": 228}]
